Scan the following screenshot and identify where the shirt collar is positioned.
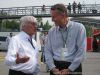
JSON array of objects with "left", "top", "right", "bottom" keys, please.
[
  {"left": 58, "top": 20, "right": 71, "bottom": 31},
  {"left": 20, "top": 31, "right": 31, "bottom": 40}
]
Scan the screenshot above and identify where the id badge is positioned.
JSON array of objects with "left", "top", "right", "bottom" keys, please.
[{"left": 61, "top": 48, "right": 68, "bottom": 61}]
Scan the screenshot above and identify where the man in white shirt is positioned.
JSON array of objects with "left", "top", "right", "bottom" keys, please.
[{"left": 5, "top": 16, "right": 40, "bottom": 75}]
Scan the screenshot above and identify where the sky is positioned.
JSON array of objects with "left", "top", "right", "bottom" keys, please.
[{"left": 0, "top": 0, "right": 99, "bottom": 8}]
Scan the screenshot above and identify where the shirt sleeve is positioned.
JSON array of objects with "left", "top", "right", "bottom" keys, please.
[
  {"left": 44, "top": 33, "right": 56, "bottom": 70},
  {"left": 68, "top": 24, "right": 87, "bottom": 71},
  {"left": 5, "top": 37, "right": 19, "bottom": 66}
]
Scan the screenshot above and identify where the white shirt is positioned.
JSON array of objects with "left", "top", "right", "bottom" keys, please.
[
  {"left": 5, "top": 31, "right": 39, "bottom": 74},
  {"left": 6, "top": 36, "right": 12, "bottom": 45}
]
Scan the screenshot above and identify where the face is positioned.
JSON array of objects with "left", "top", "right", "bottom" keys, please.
[
  {"left": 10, "top": 33, "right": 13, "bottom": 37},
  {"left": 23, "top": 22, "right": 37, "bottom": 36},
  {"left": 50, "top": 10, "right": 67, "bottom": 27},
  {"left": 44, "top": 32, "right": 48, "bottom": 36}
]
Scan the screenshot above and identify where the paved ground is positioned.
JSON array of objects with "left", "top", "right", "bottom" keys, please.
[{"left": 0, "top": 51, "right": 100, "bottom": 75}]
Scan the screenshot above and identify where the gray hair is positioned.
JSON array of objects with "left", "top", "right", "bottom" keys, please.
[{"left": 20, "top": 16, "right": 37, "bottom": 30}]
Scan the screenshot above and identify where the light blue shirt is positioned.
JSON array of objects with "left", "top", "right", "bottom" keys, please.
[{"left": 44, "top": 21, "right": 87, "bottom": 71}]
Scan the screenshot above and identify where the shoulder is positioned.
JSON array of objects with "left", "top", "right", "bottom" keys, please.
[
  {"left": 10, "top": 32, "right": 21, "bottom": 42},
  {"left": 69, "top": 21, "right": 86, "bottom": 34},
  {"left": 70, "top": 21, "right": 85, "bottom": 30},
  {"left": 48, "top": 26, "right": 57, "bottom": 34}
]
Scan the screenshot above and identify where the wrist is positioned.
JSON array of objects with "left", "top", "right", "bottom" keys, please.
[
  {"left": 51, "top": 67, "right": 57, "bottom": 72},
  {"left": 68, "top": 68, "right": 72, "bottom": 72},
  {"left": 16, "top": 58, "right": 20, "bottom": 64}
]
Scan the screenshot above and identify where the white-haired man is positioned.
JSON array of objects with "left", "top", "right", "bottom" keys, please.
[{"left": 5, "top": 16, "right": 40, "bottom": 75}]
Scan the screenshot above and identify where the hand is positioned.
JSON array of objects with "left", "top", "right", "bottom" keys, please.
[
  {"left": 60, "top": 69, "right": 70, "bottom": 75},
  {"left": 16, "top": 53, "right": 30, "bottom": 64},
  {"left": 51, "top": 67, "right": 61, "bottom": 75}
]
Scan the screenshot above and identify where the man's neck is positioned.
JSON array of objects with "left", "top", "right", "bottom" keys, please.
[
  {"left": 59, "top": 20, "right": 68, "bottom": 28},
  {"left": 59, "top": 24, "right": 66, "bottom": 28},
  {"left": 59, "top": 19, "right": 69, "bottom": 31}
]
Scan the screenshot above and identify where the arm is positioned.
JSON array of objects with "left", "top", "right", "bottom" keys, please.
[
  {"left": 16, "top": 53, "right": 29, "bottom": 64},
  {"left": 44, "top": 33, "right": 56, "bottom": 70},
  {"left": 5, "top": 37, "right": 18, "bottom": 66},
  {"left": 5, "top": 37, "right": 30, "bottom": 66},
  {"left": 44, "top": 36, "right": 61, "bottom": 74},
  {"left": 68, "top": 24, "right": 87, "bottom": 71}
]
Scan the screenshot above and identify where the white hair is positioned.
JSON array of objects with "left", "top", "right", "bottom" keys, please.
[{"left": 20, "top": 16, "right": 37, "bottom": 30}]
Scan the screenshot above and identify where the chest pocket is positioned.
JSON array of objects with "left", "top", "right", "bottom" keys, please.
[
  {"left": 18, "top": 40, "right": 33, "bottom": 57},
  {"left": 67, "top": 29, "right": 77, "bottom": 47},
  {"left": 51, "top": 33, "right": 63, "bottom": 49}
]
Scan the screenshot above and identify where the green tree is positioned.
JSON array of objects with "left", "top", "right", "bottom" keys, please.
[
  {"left": 85, "top": 25, "right": 92, "bottom": 37},
  {"left": 37, "top": 17, "right": 42, "bottom": 27},
  {"left": 39, "top": 22, "right": 44, "bottom": 28},
  {"left": 43, "top": 20, "right": 52, "bottom": 30},
  {"left": 2, "top": 19, "right": 20, "bottom": 31}
]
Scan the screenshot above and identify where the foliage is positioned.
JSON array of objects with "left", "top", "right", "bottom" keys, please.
[
  {"left": 39, "top": 20, "right": 52, "bottom": 31},
  {"left": 85, "top": 25, "right": 92, "bottom": 37},
  {"left": 37, "top": 18, "right": 52, "bottom": 31},
  {"left": 0, "top": 17, "right": 52, "bottom": 32},
  {"left": 37, "top": 17, "right": 42, "bottom": 26},
  {"left": 1, "top": 19, "right": 20, "bottom": 32},
  {"left": 39, "top": 22, "right": 44, "bottom": 28},
  {"left": 43, "top": 20, "right": 52, "bottom": 30}
]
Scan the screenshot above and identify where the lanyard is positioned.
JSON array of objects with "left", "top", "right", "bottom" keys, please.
[{"left": 60, "top": 27, "right": 69, "bottom": 48}]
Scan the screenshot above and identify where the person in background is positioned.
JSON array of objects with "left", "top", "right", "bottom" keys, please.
[
  {"left": 41, "top": 5, "right": 46, "bottom": 14},
  {"left": 44, "top": 4, "right": 86, "bottom": 75},
  {"left": 6, "top": 32, "right": 13, "bottom": 46},
  {"left": 78, "top": 2, "right": 82, "bottom": 13},
  {"left": 40, "top": 31, "right": 49, "bottom": 72},
  {"left": 92, "top": 36, "right": 98, "bottom": 52},
  {"left": 67, "top": 3, "right": 71, "bottom": 14},
  {"left": 5, "top": 16, "right": 40, "bottom": 75},
  {"left": 72, "top": 1, "right": 77, "bottom": 13}
]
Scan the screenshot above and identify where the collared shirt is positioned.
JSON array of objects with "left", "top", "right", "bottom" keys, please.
[
  {"left": 44, "top": 21, "right": 87, "bottom": 71},
  {"left": 5, "top": 31, "right": 40, "bottom": 74}
]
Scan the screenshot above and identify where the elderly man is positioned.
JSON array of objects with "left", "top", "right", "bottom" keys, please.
[{"left": 5, "top": 16, "right": 40, "bottom": 75}]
